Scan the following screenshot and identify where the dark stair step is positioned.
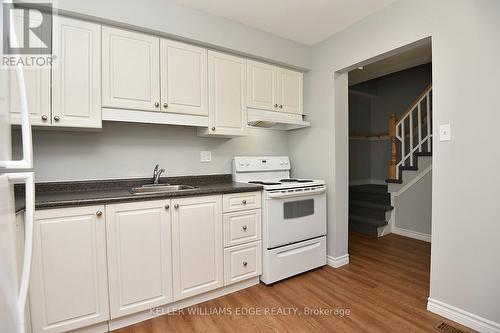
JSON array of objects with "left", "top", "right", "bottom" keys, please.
[
  {"left": 350, "top": 200, "right": 393, "bottom": 220},
  {"left": 385, "top": 152, "right": 432, "bottom": 184},
  {"left": 349, "top": 215, "right": 388, "bottom": 237},
  {"left": 349, "top": 185, "right": 390, "bottom": 205}
]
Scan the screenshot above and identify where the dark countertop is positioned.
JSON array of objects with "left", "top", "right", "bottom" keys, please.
[{"left": 15, "top": 174, "right": 262, "bottom": 213}]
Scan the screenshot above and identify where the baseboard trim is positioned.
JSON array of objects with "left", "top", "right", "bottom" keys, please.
[
  {"left": 427, "top": 298, "right": 500, "bottom": 333},
  {"left": 392, "top": 226, "right": 431, "bottom": 242},
  {"left": 326, "top": 254, "right": 349, "bottom": 268}
]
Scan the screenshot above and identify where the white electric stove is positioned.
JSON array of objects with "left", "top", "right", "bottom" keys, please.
[{"left": 233, "top": 156, "right": 327, "bottom": 284}]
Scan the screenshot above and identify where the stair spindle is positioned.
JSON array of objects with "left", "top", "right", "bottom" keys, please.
[{"left": 389, "top": 113, "right": 398, "bottom": 179}]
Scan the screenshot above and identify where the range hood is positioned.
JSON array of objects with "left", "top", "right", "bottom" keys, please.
[{"left": 247, "top": 109, "right": 310, "bottom": 130}]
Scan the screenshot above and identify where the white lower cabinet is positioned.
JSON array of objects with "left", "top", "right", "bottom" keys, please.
[
  {"left": 224, "top": 241, "right": 262, "bottom": 285},
  {"left": 29, "top": 192, "right": 261, "bottom": 332},
  {"left": 30, "top": 206, "right": 109, "bottom": 333},
  {"left": 222, "top": 192, "right": 263, "bottom": 286},
  {"left": 171, "top": 195, "right": 223, "bottom": 301},
  {"left": 105, "top": 200, "right": 173, "bottom": 319}
]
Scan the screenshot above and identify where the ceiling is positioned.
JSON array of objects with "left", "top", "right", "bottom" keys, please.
[
  {"left": 349, "top": 42, "right": 432, "bottom": 85},
  {"left": 176, "top": 0, "right": 398, "bottom": 46}
]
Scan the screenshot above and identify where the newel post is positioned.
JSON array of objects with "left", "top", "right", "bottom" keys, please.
[{"left": 389, "top": 113, "right": 398, "bottom": 179}]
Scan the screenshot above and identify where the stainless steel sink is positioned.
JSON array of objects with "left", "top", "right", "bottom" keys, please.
[{"left": 130, "top": 184, "right": 198, "bottom": 194}]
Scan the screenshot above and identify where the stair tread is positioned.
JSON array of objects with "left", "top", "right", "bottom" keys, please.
[
  {"left": 349, "top": 214, "right": 388, "bottom": 227},
  {"left": 350, "top": 200, "right": 393, "bottom": 211},
  {"left": 400, "top": 166, "right": 418, "bottom": 171},
  {"left": 349, "top": 184, "right": 388, "bottom": 194},
  {"left": 386, "top": 152, "right": 432, "bottom": 184}
]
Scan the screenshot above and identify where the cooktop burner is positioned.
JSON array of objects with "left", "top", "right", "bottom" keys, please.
[
  {"left": 248, "top": 181, "right": 282, "bottom": 185},
  {"left": 279, "top": 178, "right": 314, "bottom": 183}
]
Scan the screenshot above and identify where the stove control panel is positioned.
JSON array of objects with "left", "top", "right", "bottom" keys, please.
[{"left": 234, "top": 156, "right": 290, "bottom": 172}]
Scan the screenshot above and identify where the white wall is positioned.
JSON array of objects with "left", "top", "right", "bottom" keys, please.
[
  {"left": 55, "top": 0, "right": 311, "bottom": 69},
  {"left": 394, "top": 171, "right": 432, "bottom": 235},
  {"left": 290, "top": 0, "right": 500, "bottom": 327},
  {"left": 12, "top": 123, "right": 289, "bottom": 182}
]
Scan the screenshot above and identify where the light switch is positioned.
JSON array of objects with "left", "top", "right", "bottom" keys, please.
[
  {"left": 200, "top": 151, "right": 211, "bottom": 162},
  {"left": 439, "top": 124, "right": 451, "bottom": 142}
]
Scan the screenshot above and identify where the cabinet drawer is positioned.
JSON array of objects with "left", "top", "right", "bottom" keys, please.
[
  {"left": 224, "top": 209, "right": 261, "bottom": 247},
  {"left": 223, "top": 191, "right": 261, "bottom": 212},
  {"left": 224, "top": 241, "right": 262, "bottom": 285}
]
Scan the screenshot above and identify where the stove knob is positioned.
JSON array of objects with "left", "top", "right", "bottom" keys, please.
[
  {"left": 284, "top": 160, "right": 289, "bottom": 165},
  {"left": 280, "top": 160, "right": 284, "bottom": 165}
]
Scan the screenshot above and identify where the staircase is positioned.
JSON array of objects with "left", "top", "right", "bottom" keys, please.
[
  {"left": 349, "top": 185, "right": 393, "bottom": 237},
  {"left": 349, "top": 85, "right": 432, "bottom": 237}
]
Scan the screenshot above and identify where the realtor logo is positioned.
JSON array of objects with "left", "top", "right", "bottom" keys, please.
[
  {"left": 2, "top": 2, "right": 54, "bottom": 67},
  {"left": 2, "top": 2, "right": 52, "bottom": 54}
]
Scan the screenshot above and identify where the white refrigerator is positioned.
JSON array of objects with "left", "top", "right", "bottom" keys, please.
[{"left": 0, "top": 1, "right": 36, "bottom": 332}]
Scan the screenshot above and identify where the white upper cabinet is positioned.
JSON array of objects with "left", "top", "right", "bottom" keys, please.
[
  {"left": 247, "top": 60, "right": 277, "bottom": 111},
  {"left": 10, "top": 10, "right": 50, "bottom": 126},
  {"left": 247, "top": 60, "right": 303, "bottom": 114},
  {"left": 30, "top": 206, "right": 109, "bottom": 333},
  {"left": 102, "top": 26, "right": 160, "bottom": 111},
  {"left": 160, "top": 39, "right": 207, "bottom": 115},
  {"left": 106, "top": 200, "right": 173, "bottom": 319},
  {"left": 198, "top": 51, "right": 247, "bottom": 137},
  {"left": 171, "top": 195, "right": 223, "bottom": 301},
  {"left": 278, "top": 68, "right": 303, "bottom": 114},
  {"left": 52, "top": 17, "right": 102, "bottom": 128}
]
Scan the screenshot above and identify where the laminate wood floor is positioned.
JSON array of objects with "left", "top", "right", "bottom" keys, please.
[{"left": 113, "top": 232, "right": 474, "bottom": 333}]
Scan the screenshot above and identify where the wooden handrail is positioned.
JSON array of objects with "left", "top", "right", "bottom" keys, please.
[
  {"left": 388, "top": 85, "right": 432, "bottom": 179},
  {"left": 397, "top": 84, "right": 432, "bottom": 123}
]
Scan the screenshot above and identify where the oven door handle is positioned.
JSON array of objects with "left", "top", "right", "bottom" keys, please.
[{"left": 267, "top": 187, "right": 326, "bottom": 199}]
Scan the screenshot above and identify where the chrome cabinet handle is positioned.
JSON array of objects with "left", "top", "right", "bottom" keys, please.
[
  {"left": 174, "top": 203, "right": 179, "bottom": 209},
  {"left": 163, "top": 103, "right": 168, "bottom": 108},
  {"left": 279, "top": 105, "right": 283, "bottom": 109},
  {"left": 155, "top": 102, "right": 160, "bottom": 107},
  {"left": 41, "top": 115, "right": 48, "bottom": 121},
  {"left": 96, "top": 211, "right": 102, "bottom": 217},
  {"left": 242, "top": 225, "right": 247, "bottom": 230},
  {"left": 211, "top": 127, "right": 216, "bottom": 131},
  {"left": 165, "top": 204, "right": 170, "bottom": 210},
  {"left": 53, "top": 116, "right": 60, "bottom": 121},
  {"left": 274, "top": 104, "right": 278, "bottom": 108},
  {"left": 242, "top": 261, "right": 248, "bottom": 266},
  {"left": 242, "top": 200, "right": 247, "bottom": 205}
]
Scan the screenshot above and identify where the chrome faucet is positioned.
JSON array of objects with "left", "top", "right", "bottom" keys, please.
[{"left": 152, "top": 164, "right": 165, "bottom": 185}]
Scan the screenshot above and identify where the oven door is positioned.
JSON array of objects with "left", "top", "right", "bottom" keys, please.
[{"left": 263, "top": 186, "right": 326, "bottom": 249}]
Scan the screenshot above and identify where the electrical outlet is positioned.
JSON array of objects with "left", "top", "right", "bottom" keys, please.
[
  {"left": 439, "top": 124, "right": 451, "bottom": 142},
  {"left": 200, "top": 151, "right": 211, "bottom": 162}
]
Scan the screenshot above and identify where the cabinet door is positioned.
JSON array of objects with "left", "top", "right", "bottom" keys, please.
[
  {"left": 171, "top": 195, "right": 223, "bottom": 300},
  {"left": 10, "top": 10, "right": 50, "bottom": 126},
  {"left": 247, "top": 60, "right": 277, "bottom": 111},
  {"left": 160, "top": 39, "right": 207, "bottom": 115},
  {"left": 30, "top": 206, "right": 109, "bottom": 333},
  {"left": 106, "top": 200, "right": 173, "bottom": 319},
  {"left": 102, "top": 26, "right": 160, "bottom": 111},
  {"left": 278, "top": 68, "right": 303, "bottom": 114},
  {"left": 207, "top": 51, "right": 247, "bottom": 136},
  {"left": 52, "top": 17, "right": 102, "bottom": 128}
]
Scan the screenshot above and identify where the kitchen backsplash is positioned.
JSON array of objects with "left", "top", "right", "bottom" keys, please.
[{"left": 12, "top": 122, "right": 289, "bottom": 182}]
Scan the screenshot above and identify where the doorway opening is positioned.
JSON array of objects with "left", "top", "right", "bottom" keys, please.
[{"left": 345, "top": 39, "right": 433, "bottom": 288}]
